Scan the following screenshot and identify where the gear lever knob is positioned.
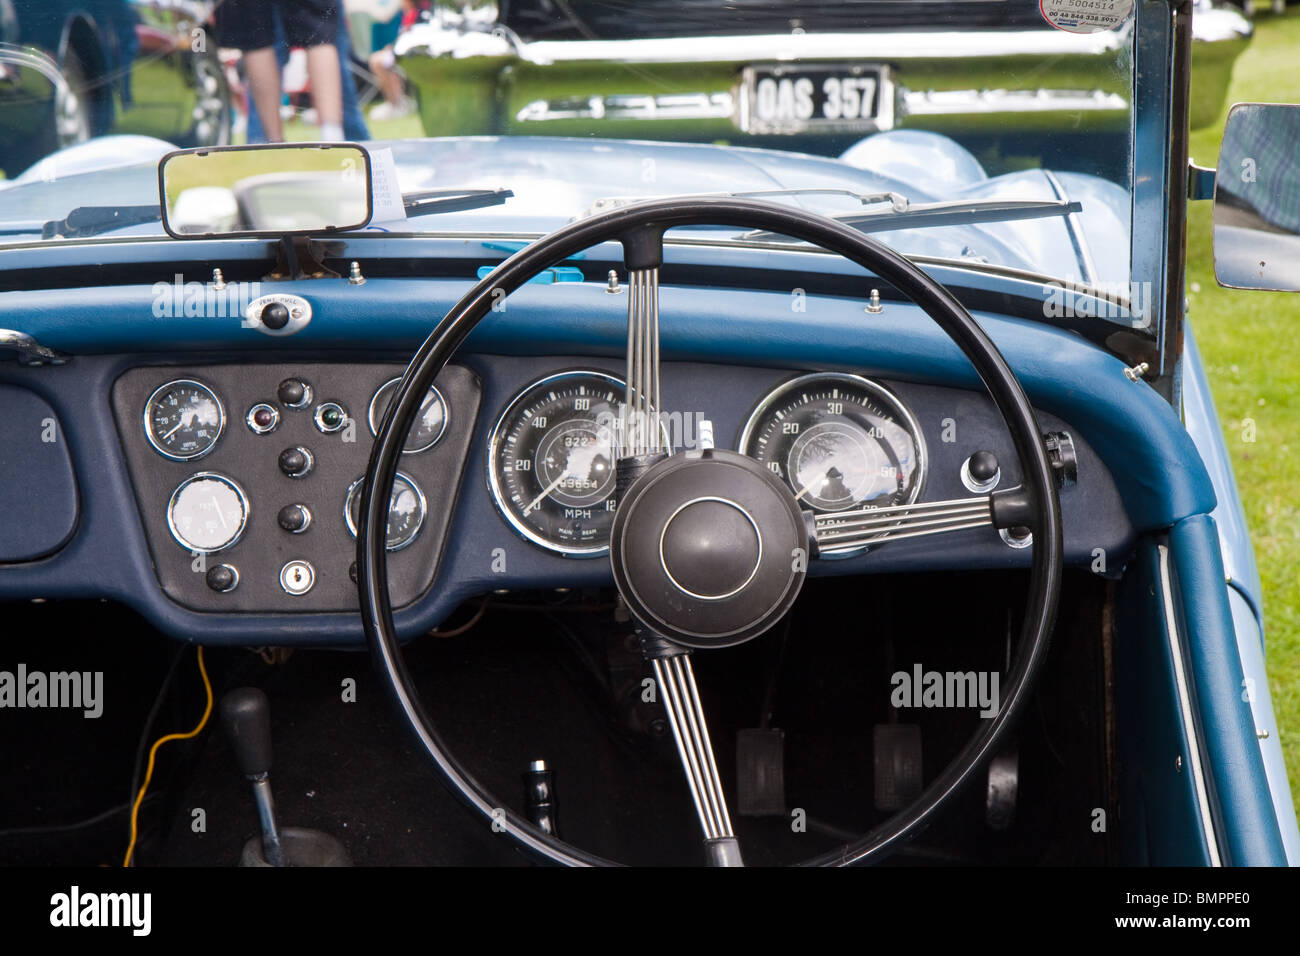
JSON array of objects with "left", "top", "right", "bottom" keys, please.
[{"left": 221, "top": 687, "right": 274, "bottom": 779}]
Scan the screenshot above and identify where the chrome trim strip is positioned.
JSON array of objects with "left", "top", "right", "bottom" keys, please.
[
  {"left": 902, "top": 88, "right": 1126, "bottom": 118},
  {"left": 400, "top": 26, "right": 1126, "bottom": 65},
  {"left": 1158, "top": 543, "right": 1223, "bottom": 866}
]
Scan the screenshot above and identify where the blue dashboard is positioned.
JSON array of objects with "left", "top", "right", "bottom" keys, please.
[{"left": 0, "top": 263, "right": 1215, "bottom": 646}]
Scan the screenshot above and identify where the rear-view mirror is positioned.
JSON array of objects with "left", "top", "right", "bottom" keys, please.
[
  {"left": 159, "top": 143, "right": 372, "bottom": 238},
  {"left": 1213, "top": 103, "right": 1300, "bottom": 292}
]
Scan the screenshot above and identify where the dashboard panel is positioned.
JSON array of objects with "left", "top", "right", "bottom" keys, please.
[{"left": 111, "top": 362, "right": 480, "bottom": 612}]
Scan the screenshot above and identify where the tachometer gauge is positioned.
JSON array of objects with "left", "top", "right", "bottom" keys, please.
[
  {"left": 167, "top": 472, "right": 248, "bottom": 553},
  {"left": 488, "top": 370, "right": 628, "bottom": 557},
  {"left": 144, "top": 379, "right": 225, "bottom": 460},
  {"left": 367, "top": 378, "right": 448, "bottom": 453},
  {"left": 344, "top": 472, "right": 427, "bottom": 551},
  {"left": 739, "top": 373, "right": 925, "bottom": 553}
]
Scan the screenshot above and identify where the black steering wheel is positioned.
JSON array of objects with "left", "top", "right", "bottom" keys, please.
[{"left": 357, "top": 197, "right": 1063, "bottom": 866}]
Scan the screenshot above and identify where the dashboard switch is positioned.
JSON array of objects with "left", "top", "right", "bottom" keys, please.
[
  {"left": 277, "top": 503, "right": 312, "bottom": 533},
  {"left": 277, "top": 378, "right": 313, "bottom": 409},
  {"left": 961, "top": 451, "right": 1000, "bottom": 494},
  {"left": 261, "top": 302, "right": 290, "bottom": 330},
  {"left": 278, "top": 445, "right": 314, "bottom": 478},
  {"left": 206, "top": 564, "right": 239, "bottom": 593},
  {"left": 279, "top": 560, "right": 315, "bottom": 595}
]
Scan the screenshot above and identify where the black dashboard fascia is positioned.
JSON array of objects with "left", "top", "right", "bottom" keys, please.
[{"left": 111, "top": 362, "right": 480, "bottom": 613}]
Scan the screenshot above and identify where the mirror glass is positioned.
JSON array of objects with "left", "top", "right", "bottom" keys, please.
[
  {"left": 1213, "top": 103, "right": 1300, "bottom": 292},
  {"left": 160, "top": 144, "right": 372, "bottom": 237}
]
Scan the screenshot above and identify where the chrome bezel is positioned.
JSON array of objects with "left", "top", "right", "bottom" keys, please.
[
  {"left": 737, "top": 372, "right": 928, "bottom": 558},
  {"left": 486, "top": 369, "right": 628, "bottom": 558},
  {"left": 343, "top": 471, "right": 427, "bottom": 552},
  {"left": 143, "top": 379, "right": 226, "bottom": 461},
  {"left": 166, "top": 471, "right": 249, "bottom": 555},
  {"left": 245, "top": 402, "right": 280, "bottom": 435},
  {"left": 314, "top": 401, "right": 349, "bottom": 434},
  {"left": 278, "top": 559, "right": 316, "bottom": 595},
  {"left": 367, "top": 377, "right": 449, "bottom": 453}
]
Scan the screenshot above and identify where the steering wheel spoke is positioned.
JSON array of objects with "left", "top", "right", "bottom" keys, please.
[{"left": 650, "top": 649, "right": 744, "bottom": 866}]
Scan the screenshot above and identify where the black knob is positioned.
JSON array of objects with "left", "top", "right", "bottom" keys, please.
[
  {"left": 277, "top": 504, "right": 311, "bottom": 533},
  {"left": 261, "top": 302, "right": 290, "bottom": 330},
  {"left": 277, "top": 378, "right": 311, "bottom": 408},
  {"left": 205, "top": 563, "right": 238, "bottom": 592},
  {"left": 348, "top": 561, "right": 358, "bottom": 583},
  {"left": 220, "top": 687, "right": 274, "bottom": 778},
  {"left": 969, "top": 451, "right": 999, "bottom": 483},
  {"left": 278, "top": 445, "right": 313, "bottom": 478}
]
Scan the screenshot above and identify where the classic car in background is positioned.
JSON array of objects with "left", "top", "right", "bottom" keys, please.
[
  {"left": 397, "top": 0, "right": 1250, "bottom": 180},
  {"left": 0, "top": 0, "right": 229, "bottom": 177}
]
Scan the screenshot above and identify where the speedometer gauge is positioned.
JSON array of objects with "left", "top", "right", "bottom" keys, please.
[
  {"left": 488, "top": 370, "right": 627, "bottom": 557},
  {"left": 739, "top": 373, "right": 925, "bottom": 552}
]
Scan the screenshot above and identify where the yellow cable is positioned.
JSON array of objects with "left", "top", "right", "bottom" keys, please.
[{"left": 123, "top": 645, "right": 213, "bottom": 867}]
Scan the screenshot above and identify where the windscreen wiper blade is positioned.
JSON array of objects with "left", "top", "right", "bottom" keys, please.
[
  {"left": 399, "top": 187, "right": 514, "bottom": 217},
  {"left": 735, "top": 198, "right": 1082, "bottom": 241},
  {"left": 42, "top": 204, "right": 160, "bottom": 239}
]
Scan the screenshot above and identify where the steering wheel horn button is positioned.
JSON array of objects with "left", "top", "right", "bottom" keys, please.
[
  {"left": 279, "top": 560, "right": 315, "bottom": 595},
  {"left": 659, "top": 497, "right": 763, "bottom": 601},
  {"left": 612, "top": 449, "right": 807, "bottom": 648}
]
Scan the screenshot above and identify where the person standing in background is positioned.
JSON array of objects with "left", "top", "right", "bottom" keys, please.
[
  {"left": 217, "top": 0, "right": 346, "bottom": 142},
  {"left": 244, "top": 9, "right": 371, "bottom": 143},
  {"left": 368, "top": 0, "right": 426, "bottom": 121}
]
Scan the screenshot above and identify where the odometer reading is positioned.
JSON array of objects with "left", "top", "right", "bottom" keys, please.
[
  {"left": 488, "top": 371, "right": 625, "bottom": 556},
  {"left": 740, "top": 374, "right": 925, "bottom": 553}
]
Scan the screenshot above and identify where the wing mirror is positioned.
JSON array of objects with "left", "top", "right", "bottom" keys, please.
[
  {"left": 159, "top": 143, "right": 372, "bottom": 238},
  {"left": 1212, "top": 103, "right": 1300, "bottom": 292}
]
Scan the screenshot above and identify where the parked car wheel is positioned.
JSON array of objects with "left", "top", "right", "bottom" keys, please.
[
  {"left": 54, "top": 48, "right": 90, "bottom": 148},
  {"left": 186, "top": 51, "right": 231, "bottom": 147}
]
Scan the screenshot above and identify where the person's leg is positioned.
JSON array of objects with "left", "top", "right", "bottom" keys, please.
[
  {"left": 244, "top": 48, "right": 285, "bottom": 142},
  {"left": 283, "top": 0, "right": 344, "bottom": 140},
  {"left": 335, "top": 16, "right": 370, "bottom": 141},
  {"left": 305, "top": 46, "right": 343, "bottom": 139}
]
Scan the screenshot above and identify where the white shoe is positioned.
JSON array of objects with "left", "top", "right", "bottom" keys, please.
[{"left": 369, "top": 96, "right": 415, "bottom": 121}]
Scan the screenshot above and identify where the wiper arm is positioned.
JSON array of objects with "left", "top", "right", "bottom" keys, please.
[
  {"left": 735, "top": 198, "right": 1082, "bottom": 241},
  {"left": 400, "top": 187, "right": 514, "bottom": 217},
  {"left": 585, "top": 187, "right": 909, "bottom": 218},
  {"left": 42, "top": 204, "right": 160, "bottom": 239},
  {"left": 36, "top": 189, "right": 514, "bottom": 238}
]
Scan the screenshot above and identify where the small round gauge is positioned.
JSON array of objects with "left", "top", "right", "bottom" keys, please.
[
  {"left": 167, "top": 472, "right": 249, "bottom": 554},
  {"left": 739, "top": 373, "right": 925, "bottom": 551},
  {"left": 488, "top": 370, "right": 628, "bottom": 556},
  {"left": 368, "top": 378, "right": 448, "bottom": 453},
  {"left": 144, "top": 380, "right": 225, "bottom": 460},
  {"left": 344, "top": 472, "right": 427, "bottom": 551}
]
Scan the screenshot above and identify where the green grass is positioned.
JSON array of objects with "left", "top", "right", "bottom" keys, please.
[{"left": 1187, "top": 4, "right": 1300, "bottom": 808}]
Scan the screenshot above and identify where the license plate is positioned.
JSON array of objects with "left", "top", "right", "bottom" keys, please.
[{"left": 738, "top": 64, "right": 893, "bottom": 134}]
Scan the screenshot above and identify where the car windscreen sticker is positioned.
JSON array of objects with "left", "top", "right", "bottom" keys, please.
[
  {"left": 367, "top": 147, "right": 408, "bottom": 223},
  {"left": 1039, "top": 0, "right": 1133, "bottom": 34}
]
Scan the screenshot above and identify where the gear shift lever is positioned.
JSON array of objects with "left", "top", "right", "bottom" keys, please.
[
  {"left": 220, "top": 687, "right": 286, "bottom": 866},
  {"left": 220, "top": 687, "right": 351, "bottom": 867}
]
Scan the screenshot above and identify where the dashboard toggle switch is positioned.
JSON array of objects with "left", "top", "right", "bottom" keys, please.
[
  {"left": 277, "top": 503, "right": 312, "bottom": 533},
  {"left": 278, "top": 445, "right": 314, "bottom": 478}
]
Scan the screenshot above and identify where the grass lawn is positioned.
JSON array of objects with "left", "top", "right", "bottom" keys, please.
[{"left": 1187, "top": 4, "right": 1300, "bottom": 807}]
